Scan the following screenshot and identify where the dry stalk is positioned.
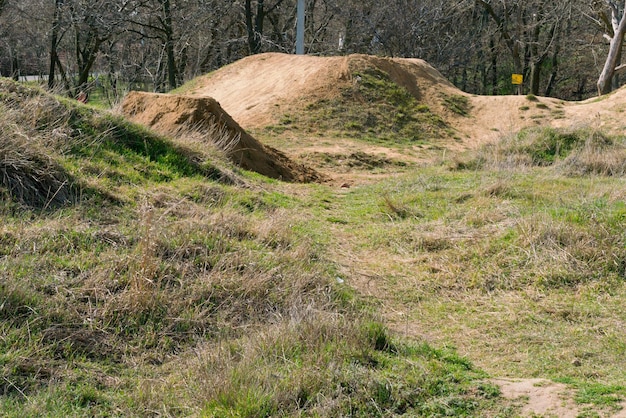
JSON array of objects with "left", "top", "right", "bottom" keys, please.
[{"left": 127, "top": 205, "right": 160, "bottom": 307}]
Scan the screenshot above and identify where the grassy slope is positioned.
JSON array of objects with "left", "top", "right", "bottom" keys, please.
[
  {"left": 259, "top": 65, "right": 468, "bottom": 147},
  {"left": 0, "top": 79, "right": 511, "bottom": 416}
]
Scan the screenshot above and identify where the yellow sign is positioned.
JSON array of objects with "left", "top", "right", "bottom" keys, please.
[{"left": 512, "top": 74, "right": 523, "bottom": 85}]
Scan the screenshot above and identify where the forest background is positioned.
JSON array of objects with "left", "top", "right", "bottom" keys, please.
[{"left": 1, "top": 0, "right": 625, "bottom": 103}]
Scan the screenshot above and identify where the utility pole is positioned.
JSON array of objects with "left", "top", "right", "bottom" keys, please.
[{"left": 296, "top": 0, "right": 305, "bottom": 54}]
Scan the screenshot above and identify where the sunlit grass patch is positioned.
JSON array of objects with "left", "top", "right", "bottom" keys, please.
[
  {"left": 455, "top": 126, "right": 626, "bottom": 175},
  {"left": 275, "top": 66, "right": 454, "bottom": 145}
]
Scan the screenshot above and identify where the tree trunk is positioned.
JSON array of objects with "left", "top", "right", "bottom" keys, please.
[
  {"left": 490, "top": 37, "right": 497, "bottom": 95},
  {"left": 76, "top": 39, "right": 102, "bottom": 88},
  {"left": 245, "top": 0, "right": 264, "bottom": 54},
  {"left": 528, "top": 10, "right": 543, "bottom": 96},
  {"left": 48, "top": 0, "right": 63, "bottom": 90},
  {"left": 575, "top": 77, "right": 587, "bottom": 101},
  {"left": 544, "top": 30, "right": 561, "bottom": 97},
  {"left": 544, "top": 50, "right": 559, "bottom": 97},
  {"left": 613, "top": 48, "right": 622, "bottom": 90},
  {"left": 529, "top": 59, "right": 544, "bottom": 96},
  {"left": 162, "top": 0, "right": 177, "bottom": 89},
  {"left": 11, "top": 53, "right": 19, "bottom": 81},
  {"left": 597, "top": 1, "right": 626, "bottom": 96}
]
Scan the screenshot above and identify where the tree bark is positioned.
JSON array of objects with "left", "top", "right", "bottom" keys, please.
[
  {"left": 245, "top": 0, "right": 263, "bottom": 54},
  {"left": 490, "top": 37, "right": 497, "bottom": 95},
  {"left": 544, "top": 36, "right": 560, "bottom": 97},
  {"left": 528, "top": 10, "right": 543, "bottom": 96}
]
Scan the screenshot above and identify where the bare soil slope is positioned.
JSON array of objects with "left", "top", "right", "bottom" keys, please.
[
  {"left": 183, "top": 53, "right": 461, "bottom": 128},
  {"left": 121, "top": 91, "right": 323, "bottom": 183},
  {"left": 183, "top": 52, "right": 626, "bottom": 147}
]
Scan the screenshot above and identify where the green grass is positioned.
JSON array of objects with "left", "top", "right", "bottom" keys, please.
[
  {"left": 0, "top": 78, "right": 515, "bottom": 416},
  {"left": 306, "top": 128, "right": 626, "bottom": 415},
  {"left": 4, "top": 77, "right": 626, "bottom": 416},
  {"left": 270, "top": 66, "right": 453, "bottom": 145},
  {"left": 456, "top": 126, "right": 626, "bottom": 174},
  {"left": 441, "top": 93, "right": 471, "bottom": 116}
]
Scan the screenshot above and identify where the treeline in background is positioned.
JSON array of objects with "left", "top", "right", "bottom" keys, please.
[{"left": 1, "top": 0, "right": 624, "bottom": 102}]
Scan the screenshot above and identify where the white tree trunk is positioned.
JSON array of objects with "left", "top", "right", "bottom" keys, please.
[{"left": 597, "top": 0, "right": 626, "bottom": 95}]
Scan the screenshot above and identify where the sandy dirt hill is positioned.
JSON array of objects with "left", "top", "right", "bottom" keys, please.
[
  {"left": 464, "top": 90, "right": 626, "bottom": 144},
  {"left": 183, "top": 53, "right": 461, "bottom": 128},
  {"left": 183, "top": 52, "right": 626, "bottom": 147},
  {"left": 122, "top": 53, "right": 626, "bottom": 184},
  {"left": 121, "top": 91, "right": 324, "bottom": 183}
]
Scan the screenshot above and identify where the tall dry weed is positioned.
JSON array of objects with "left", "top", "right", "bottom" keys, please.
[{"left": 560, "top": 130, "right": 626, "bottom": 176}]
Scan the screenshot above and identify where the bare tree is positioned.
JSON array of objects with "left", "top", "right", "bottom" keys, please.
[
  {"left": 472, "top": 0, "right": 566, "bottom": 95},
  {"left": 594, "top": 0, "right": 626, "bottom": 95},
  {"left": 0, "top": 0, "right": 50, "bottom": 80},
  {"left": 48, "top": 0, "right": 66, "bottom": 89},
  {"left": 0, "top": 0, "right": 606, "bottom": 101},
  {"left": 243, "top": 0, "right": 291, "bottom": 54}
]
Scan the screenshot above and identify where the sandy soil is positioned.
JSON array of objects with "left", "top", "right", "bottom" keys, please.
[
  {"left": 186, "top": 52, "right": 626, "bottom": 150},
  {"left": 185, "top": 52, "right": 460, "bottom": 129},
  {"left": 493, "top": 378, "right": 581, "bottom": 417},
  {"left": 493, "top": 378, "right": 626, "bottom": 418},
  {"left": 120, "top": 91, "right": 324, "bottom": 183}
]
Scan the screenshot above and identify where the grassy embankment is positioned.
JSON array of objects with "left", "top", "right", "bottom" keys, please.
[
  {"left": 0, "top": 79, "right": 512, "bottom": 416},
  {"left": 263, "top": 66, "right": 468, "bottom": 146}
]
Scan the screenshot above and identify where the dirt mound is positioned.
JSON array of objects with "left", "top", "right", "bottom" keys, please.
[
  {"left": 182, "top": 53, "right": 461, "bottom": 129},
  {"left": 121, "top": 91, "right": 324, "bottom": 183},
  {"left": 181, "top": 52, "right": 626, "bottom": 149}
]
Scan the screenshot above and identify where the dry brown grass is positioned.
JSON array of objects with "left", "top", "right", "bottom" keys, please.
[
  {"left": 560, "top": 132, "right": 626, "bottom": 176},
  {"left": 0, "top": 127, "right": 73, "bottom": 208},
  {"left": 0, "top": 81, "right": 77, "bottom": 208},
  {"left": 457, "top": 126, "right": 626, "bottom": 177}
]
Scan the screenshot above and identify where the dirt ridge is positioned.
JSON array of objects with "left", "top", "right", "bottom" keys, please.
[
  {"left": 183, "top": 53, "right": 460, "bottom": 129},
  {"left": 121, "top": 91, "right": 324, "bottom": 183},
  {"left": 182, "top": 52, "right": 626, "bottom": 148}
]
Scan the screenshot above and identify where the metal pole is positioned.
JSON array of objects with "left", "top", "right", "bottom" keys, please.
[{"left": 296, "top": 0, "right": 305, "bottom": 54}]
